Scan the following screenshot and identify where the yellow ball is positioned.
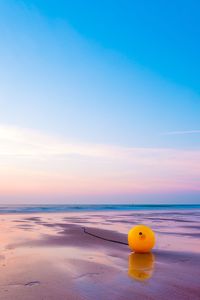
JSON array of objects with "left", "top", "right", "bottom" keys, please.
[{"left": 128, "top": 225, "right": 155, "bottom": 253}]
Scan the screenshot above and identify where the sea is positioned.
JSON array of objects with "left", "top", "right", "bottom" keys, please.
[{"left": 0, "top": 204, "right": 199, "bottom": 214}]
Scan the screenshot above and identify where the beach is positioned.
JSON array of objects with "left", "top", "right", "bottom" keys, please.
[{"left": 0, "top": 208, "right": 200, "bottom": 300}]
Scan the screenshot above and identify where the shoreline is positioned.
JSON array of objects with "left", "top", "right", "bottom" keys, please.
[
  {"left": 0, "top": 203, "right": 200, "bottom": 215},
  {"left": 0, "top": 210, "right": 199, "bottom": 299}
]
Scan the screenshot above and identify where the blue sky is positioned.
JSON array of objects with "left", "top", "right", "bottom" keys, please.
[{"left": 0, "top": 0, "right": 199, "bottom": 203}]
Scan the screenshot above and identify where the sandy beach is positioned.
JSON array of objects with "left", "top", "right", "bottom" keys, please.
[{"left": 0, "top": 209, "right": 200, "bottom": 300}]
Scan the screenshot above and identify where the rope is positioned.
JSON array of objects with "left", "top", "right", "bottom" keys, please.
[{"left": 83, "top": 227, "right": 128, "bottom": 246}]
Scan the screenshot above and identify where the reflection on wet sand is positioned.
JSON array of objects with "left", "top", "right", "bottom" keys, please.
[
  {"left": 0, "top": 211, "right": 199, "bottom": 299},
  {"left": 128, "top": 252, "right": 155, "bottom": 281}
]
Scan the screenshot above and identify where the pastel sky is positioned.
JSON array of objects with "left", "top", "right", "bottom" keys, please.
[{"left": 0, "top": 0, "right": 199, "bottom": 204}]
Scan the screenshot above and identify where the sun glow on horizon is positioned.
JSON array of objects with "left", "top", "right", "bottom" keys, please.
[{"left": 0, "top": 124, "right": 199, "bottom": 202}]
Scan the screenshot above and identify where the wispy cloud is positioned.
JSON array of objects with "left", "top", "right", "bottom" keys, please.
[
  {"left": 163, "top": 130, "right": 200, "bottom": 135},
  {"left": 0, "top": 124, "right": 200, "bottom": 197}
]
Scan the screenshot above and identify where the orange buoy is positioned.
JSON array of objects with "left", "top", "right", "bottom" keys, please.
[{"left": 128, "top": 225, "right": 155, "bottom": 253}]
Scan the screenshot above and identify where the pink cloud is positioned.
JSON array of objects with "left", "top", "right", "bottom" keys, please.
[{"left": 0, "top": 125, "right": 199, "bottom": 198}]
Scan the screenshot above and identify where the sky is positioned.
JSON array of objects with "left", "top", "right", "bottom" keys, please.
[{"left": 0, "top": 0, "right": 199, "bottom": 204}]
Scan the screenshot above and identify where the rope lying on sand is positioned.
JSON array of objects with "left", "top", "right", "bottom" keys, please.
[{"left": 83, "top": 227, "right": 128, "bottom": 246}]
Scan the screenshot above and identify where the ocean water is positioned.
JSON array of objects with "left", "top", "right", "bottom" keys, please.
[{"left": 0, "top": 204, "right": 199, "bottom": 214}]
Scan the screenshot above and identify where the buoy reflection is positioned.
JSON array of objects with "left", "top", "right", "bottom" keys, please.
[{"left": 128, "top": 252, "right": 155, "bottom": 281}]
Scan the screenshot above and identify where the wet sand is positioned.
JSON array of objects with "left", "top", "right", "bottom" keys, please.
[{"left": 0, "top": 210, "right": 200, "bottom": 299}]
